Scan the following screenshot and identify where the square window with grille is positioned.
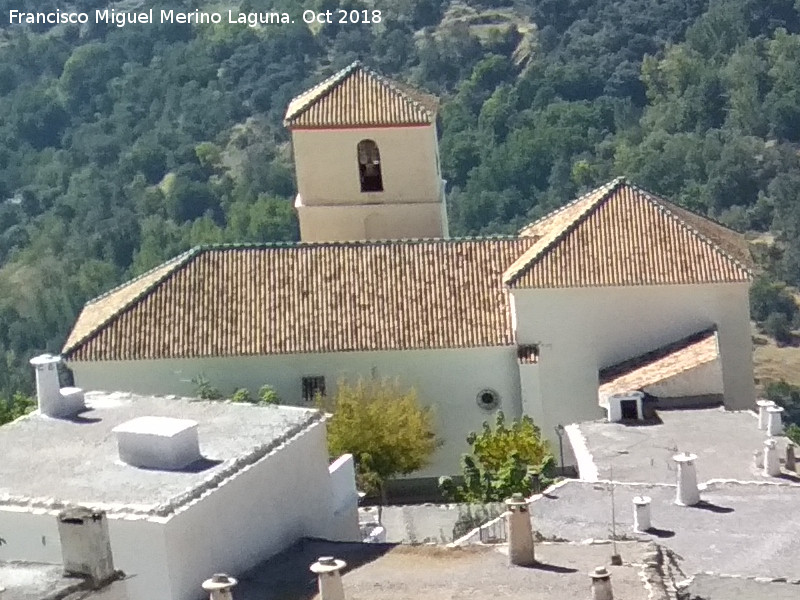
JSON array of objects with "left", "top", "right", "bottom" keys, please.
[{"left": 302, "top": 376, "right": 326, "bottom": 403}]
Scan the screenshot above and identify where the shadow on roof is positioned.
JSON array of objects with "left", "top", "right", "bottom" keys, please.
[{"left": 236, "top": 538, "right": 397, "bottom": 600}]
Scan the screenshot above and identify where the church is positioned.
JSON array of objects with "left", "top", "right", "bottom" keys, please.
[{"left": 61, "top": 62, "right": 756, "bottom": 479}]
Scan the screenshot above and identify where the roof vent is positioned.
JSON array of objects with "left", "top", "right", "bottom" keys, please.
[
  {"left": 112, "top": 416, "right": 201, "bottom": 470},
  {"left": 606, "top": 391, "right": 644, "bottom": 422}
]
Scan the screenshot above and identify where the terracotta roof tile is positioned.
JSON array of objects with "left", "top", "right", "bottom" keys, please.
[
  {"left": 507, "top": 179, "right": 753, "bottom": 288},
  {"left": 284, "top": 61, "right": 438, "bottom": 129},
  {"left": 598, "top": 329, "right": 720, "bottom": 398},
  {"left": 63, "top": 239, "right": 534, "bottom": 361}
]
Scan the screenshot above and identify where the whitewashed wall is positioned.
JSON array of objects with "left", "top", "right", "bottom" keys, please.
[
  {"left": 512, "top": 282, "right": 754, "bottom": 441},
  {"left": 292, "top": 125, "right": 441, "bottom": 205},
  {"left": 643, "top": 357, "right": 723, "bottom": 398},
  {"left": 68, "top": 347, "right": 523, "bottom": 477},
  {"left": 1, "top": 420, "right": 358, "bottom": 600},
  {"left": 162, "top": 418, "right": 356, "bottom": 600},
  {"left": 0, "top": 507, "right": 170, "bottom": 600}
]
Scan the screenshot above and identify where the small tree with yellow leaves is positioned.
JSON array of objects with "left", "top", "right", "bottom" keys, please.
[
  {"left": 439, "top": 411, "right": 554, "bottom": 503},
  {"left": 319, "top": 378, "right": 439, "bottom": 506}
]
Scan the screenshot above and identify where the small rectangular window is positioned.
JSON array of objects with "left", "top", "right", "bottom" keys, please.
[{"left": 302, "top": 376, "right": 326, "bottom": 402}]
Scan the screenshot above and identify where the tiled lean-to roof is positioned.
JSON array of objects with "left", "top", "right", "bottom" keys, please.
[
  {"left": 284, "top": 61, "right": 438, "bottom": 129},
  {"left": 62, "top": 238, "right": 534, "bottom": 361},
  {"left": 506, "top": 178, "right": 753, "bottom": 288},
  {"left": 598, "top": 329, "right": 720, "bottom": 398}
]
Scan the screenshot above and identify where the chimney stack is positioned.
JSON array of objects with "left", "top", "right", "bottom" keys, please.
[
  {"left": 764, "top": 439, "right": 781, "bottom": 477},
  {"left": 30, "top": 354, "right": 85, "bottom": 418},
  {"left": 756, "top": 400, "right": 775, "bottom": 430},
  {"left": 673, "top": 453, "right": 700, "bottom": 506},
  {"left": 767, "top": 406, "right": 784, "bottom": 436},
  {"left": 57, "top": 508, "right": 116, "bottom": 589},
  {"left": 786, "top": 442, "right": 796, "bottom": 472},
  {"left": 202, "top": 574, "right": 237, "bottom": 600},
  {"left": 505, "top": 492, "right": 535, "bottom": 566},
  {"left": 590, "top": 566, "right": 614, "bottom": 600},
  {"left": 632, "top": 496, "right": 651, "bottom": 532},
  {"left": 310, "top": 557, "right": 346, "bottom": 600}
]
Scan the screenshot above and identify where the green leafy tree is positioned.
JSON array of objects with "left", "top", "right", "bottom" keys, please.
[
  {"left": 319, "top": 378, "right": 439, "bottom": 505},
  {"left": 0, "top": 392, "right": 35, "bottom": 426},
  {"left": 439, "top": 411, "right": 555, "bottom": 503}
]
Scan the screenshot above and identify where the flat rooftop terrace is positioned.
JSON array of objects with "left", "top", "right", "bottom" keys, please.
[
  {"left": 530, "top": 480, "right": 800, "bottom": 581},
  {"left": 570, "top": 407, "right": 791, "bottom": 483},
  {"left": 0, "top": 391, "right": 321, "bottom": 517},
  {"left": 235, "top": 539, "right": 655, "bottom": 600}
]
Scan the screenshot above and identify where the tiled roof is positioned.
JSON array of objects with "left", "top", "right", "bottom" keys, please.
[
  {"left": 506, "top": 178, "right": 753, "bottom": 288},
  {"left": 63, "top": 238, "right": 535, "bottom": 361},
  {"left": 284, "top": 61, "right": 438, "bottom": 129},
  {"left": 598, "top": 329, "right": 720, "bottom": 398}
]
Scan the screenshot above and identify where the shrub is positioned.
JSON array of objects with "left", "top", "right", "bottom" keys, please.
[
  {"left": 191, "top": 374, "right": 222, "bottom": 400},
  {"left": 764, "top": 311, "right": 793, "bottom": 346},
  {"left": 258, "top": 384, "right": 280, "bottom": 405},
  {"left": 231, "top": 388, "right": 254, "bottom": 404}
]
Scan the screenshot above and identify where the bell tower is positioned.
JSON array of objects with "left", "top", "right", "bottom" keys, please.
[{"left": 284, "top": 62, "right": 449, "bottom": 242}]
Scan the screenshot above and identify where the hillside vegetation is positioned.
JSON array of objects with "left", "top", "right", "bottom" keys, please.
[{"left": 2, "top": 0, "right": 800, "bottom": 399}]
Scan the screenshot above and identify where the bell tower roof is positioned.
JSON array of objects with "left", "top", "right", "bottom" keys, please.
[{"left": 284, "top": 61, "right": 438, "bottom": 129}]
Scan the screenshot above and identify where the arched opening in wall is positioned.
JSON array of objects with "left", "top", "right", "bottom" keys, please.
[{"left": 357, "top": 139, "right": 383, "bottom": 192}]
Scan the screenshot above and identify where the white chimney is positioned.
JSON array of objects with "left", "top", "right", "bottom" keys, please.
[
  {"left": 57, "top": 508, "right": 116, "bottom": 588},
  {"left": 632, "top": 496, "right": 651, "bottom": 532},
  {"left": 310, "top": 557, "right": 346, "bottom": 600},
  {"left": 756, "top": 399, "right": 775, "bottom": 430},
  {"left": 202, "top": 574, "right": 237, "bottom": 600},
  {"left": 673, "top": 453, "right": 700, "bottom": 506},
  {"left": 30, "top": 354, "right": 85, "bottom": 418},
  {"left": 787, "top": 442, "right": 796, "bottom": 472},
  {"left": 767, "top": 406, "right": 784, "bottom": 436},
  {"left": 590, "top": 566, "right": 614, "bottom": 600},
  {"left": 764, "top": 439, "right": 781, "bottom": 477},
  {"left": 113, "top": 416, "right": 201, "bottom": 470},
  {"left": 505, "top": 492, "right": 535, "bottom": 566}
]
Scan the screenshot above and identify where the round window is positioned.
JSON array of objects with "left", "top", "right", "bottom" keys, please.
[{"left": 477, "top": 389, "right": 500, "bottom": 411}]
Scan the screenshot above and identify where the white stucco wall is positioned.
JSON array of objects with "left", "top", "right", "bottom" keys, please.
[
  {"left": 68, "top": 347, "right": 523, "bottom": 478},
  {"left": 511, "top": 282, "right": 755, "bottom": 441},
  {"left": 296, "top": 198, "right": 446, "bottom": 242},
  {"left": 643, "top": 358, "right": 723, "bottom": 398},
  {"left": 0, "top": 507, "right": 170, "bottom": 599},
  {"left": 1, "top": 420, "right": 358, "bottom": 600},
  {"left": 292, "top": 125, "right": 441, "bottom": 206},
  {"left": 162, "top": 418, "right": 354, "bottom": 600}
]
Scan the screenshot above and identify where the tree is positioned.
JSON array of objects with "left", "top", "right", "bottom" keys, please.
[
  {"left": 319, "top": 378, "right": 439, "bottom": 505},
  {"left": 0, "top": 392, "right": 35, "bottom": 426},
  {"left": 439, "top": 411, "right": 555, "bottom": 503}
]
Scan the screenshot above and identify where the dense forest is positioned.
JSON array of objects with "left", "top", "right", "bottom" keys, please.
[{"left": 3, "top": 0, "right": 800, "bottom": 405}]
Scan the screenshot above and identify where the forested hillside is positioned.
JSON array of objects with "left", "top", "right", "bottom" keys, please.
[{"left": 2, "top": 0, "right": 800, "bottom": 399}]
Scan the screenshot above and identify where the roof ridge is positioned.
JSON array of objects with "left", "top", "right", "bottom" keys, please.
[
  {"left": 63, "top": 248, "right": 201, "bottom": 356},
  {"left": 284, "top": 61, "right": 436, "bottom": 127},
  {"left": 627, "top": 181, "right": 753, "bottom": 278},
  {"left": 284, "top": 61, "right": 361, "bottom": 123},
  {"left": 505, "top": 178, "right": 626, "bottom": 285},
  {"left": 85, "top": 247, "right": 198, "bottom": 305},
  {"left": 517, "top": 177, "right": 625, "bottom": 236},
  {"left": 191, "top": 235, "right": 524, "bottom": 251}
]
